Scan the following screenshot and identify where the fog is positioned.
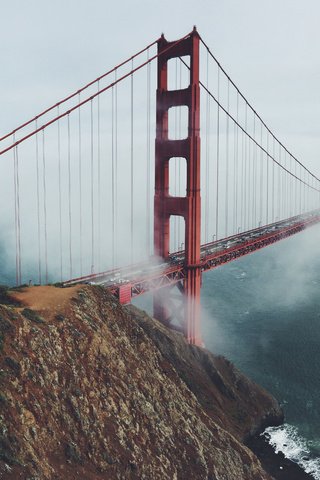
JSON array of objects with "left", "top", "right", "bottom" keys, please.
[{"left": 1, "top": 1, "right": 320, "bottom": 284}]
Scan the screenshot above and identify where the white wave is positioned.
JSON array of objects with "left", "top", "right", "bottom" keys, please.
[{"left": 262, "top": 424, "right": 320, "bottom": 480}]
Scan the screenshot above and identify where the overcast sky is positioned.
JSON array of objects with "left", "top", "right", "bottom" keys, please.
[{"left": 1, "top": 0, "right": 319, "bottom": 174}]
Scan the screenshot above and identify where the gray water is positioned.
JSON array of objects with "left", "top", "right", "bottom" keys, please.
[
  {"left": 133, "top": 225, "right": 320, "bottom": 477},
  {"left": 200, "top": 225, "right": 320, "bottom": 478}
]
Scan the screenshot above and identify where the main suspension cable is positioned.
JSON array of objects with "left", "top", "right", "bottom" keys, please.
[
  {"left": 199, "top": 35, "right": 320, "bottom": 185},
  {"left": 0, "top": 39, "right": 159, "bottom": 143}
]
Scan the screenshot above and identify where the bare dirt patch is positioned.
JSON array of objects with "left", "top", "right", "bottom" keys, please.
[{"left": 10, "top": 285, "right": 80, "bottom": 320}]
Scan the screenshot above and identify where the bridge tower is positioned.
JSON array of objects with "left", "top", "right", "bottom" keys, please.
[{"left": 153, "top": 28, "right": 202, "bottom": 346}]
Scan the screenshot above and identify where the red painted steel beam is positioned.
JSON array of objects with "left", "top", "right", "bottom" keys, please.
[
  {"left": 106, "top": 214, "right": 320, "bottom": 303},
  {"left": 153, "top": 27, "right": 202, "bottom": 346}
]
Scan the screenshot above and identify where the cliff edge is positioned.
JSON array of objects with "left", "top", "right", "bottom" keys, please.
[{"left": 0, "top": 285, "right": 283, "bottom": 479}]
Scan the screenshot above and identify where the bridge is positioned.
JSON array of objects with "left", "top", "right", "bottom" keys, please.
[{"left": 1, "top": 28, "right": 319, "bottom": 346}]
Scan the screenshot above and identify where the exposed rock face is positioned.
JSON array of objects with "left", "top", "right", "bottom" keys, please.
[{"left": 0, "top": 285, "right": 283, "bottom": 479}]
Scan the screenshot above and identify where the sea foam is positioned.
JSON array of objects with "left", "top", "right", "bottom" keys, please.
[{"left": 263, "top": 424, "right": 320, "bottom": 480}]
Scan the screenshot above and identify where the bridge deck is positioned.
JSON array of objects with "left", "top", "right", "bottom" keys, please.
[{"left": 64, "top": 210, "right": 320, "bottom": 303}]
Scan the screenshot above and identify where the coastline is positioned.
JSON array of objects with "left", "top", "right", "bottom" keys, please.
[
  {"left": 0, "top": 284, "right": 313, "bottom": 479},
  {"left": 247, "top": 433, "right": 315, "bottom": 480}
]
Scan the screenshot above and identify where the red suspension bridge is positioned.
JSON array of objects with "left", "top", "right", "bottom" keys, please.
[{"left": 1, "top": 27, "right": 320, "bottom": 345}]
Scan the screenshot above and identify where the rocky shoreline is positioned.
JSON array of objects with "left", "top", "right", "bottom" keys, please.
[
  {"left": 247, "top": 433, "right": 315, "bottom": 480},
  {"left": 0, "top": 284, "right": 313, "bottom": 479}
]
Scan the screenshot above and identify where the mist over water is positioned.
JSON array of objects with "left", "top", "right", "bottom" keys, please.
[{"left": 201, "top": 225, "right": 320, "bottom": 476}]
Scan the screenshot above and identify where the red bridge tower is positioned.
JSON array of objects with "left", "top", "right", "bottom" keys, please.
[{"left": 154, "top": 28, "right": 202, "bottom": 346}]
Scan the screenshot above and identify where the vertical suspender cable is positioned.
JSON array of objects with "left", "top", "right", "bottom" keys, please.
[
  {"left": 67, "top": 115, "right": 72, "bottom": 279},
  {"left": 225, "top": 81, "right": 230, "bottom": 237},
  {"left": 266, "top": 134, "right": 269, "bottom": 224},
  {"left": 111, "top": 69, "right": 118, "bottom": 269},
  {"left": 241, "top": 116, "right": 245, "bottom": 231},
  {"left": 252, "top": 115, "right": 256, "bottom": 228},
  {"left": 111, "top": 85, "right": 115, "bottom": 269},
  {"left": 286, "top": 152, "right": 289, "bottom": 217},
  {"left": 299, "top": 166, "right": 302, "bottom": 214},
  {"left": 233, "top": 92, "right": 239, "bottom": 233},
  {"left": 13, "top": 143, "right": 18, "bottom": 285},
  {"left": 78, "top": 94, "right": 83, "bottom": 277},
  {"left": 130, "top": 59, "right": 134, "bottom": 264},
  {"left": 244, "top": 103, "right": 248, "bottom": 230},
  {"left": 13, "top": 142, "right": 22, "bottom": 285},
  {"left": 311, "top": 178, "right": 317, "bottom": 210},
  {"left": 289, "top": 155, "right": 293, "bottom": 216},
  {"left": 278, "top": 144, "right": 281, "bottom": 220},
  {"left": 35, "top": 124, "right": 42, "bottom": 284},
  {"left": 97, "top": 82, "right": 101, "bottom": 271},
  {"left": 146, "top": 48, "right": 151, "bottom": 256},
  {"left": 215, "top": 67, "right": 220, "bottom": 240},
  {"left": 247, "top": 118, "right": 251, "bottom": 229},
  {"left": 115, "top": 70, "right": 118, "bottom": 267},
  {"left": 295, "top": 159, "right": 298, "bottom": 215},
  {"left": 233, "top": 93, "right": 239, "bottom": 233},
  {"left": 301, "top": 170, "right": 306, "bottom": 213},
  {"left": 289, "top": 155, "right": 292, "bottom": 216},
  {"left": 248, "top": 115, "right": 252, "bottom": 229},
  {"left": 272, "top": 138, "right": 275, "bottom": 222},
  {"left": 303, "top": 170, "right": 305, "bottom": 212},
  {"left": 306, "top": 175, "right": 307, "bottom": 212},
  {"left": 16, "top": 147, "right": 22, "bottom": 285},
  {"left": 15, "top": 146, "right": 22, "bottom": 284},
  {"left": 205, "top": 49, "right": 210, "bottom": 243},
  {"left": 90, "top": 100, "right": 94, "bottom": 273},
  {"left": 283, "top": 150, "right": 286, "bottom": 218},
  {"left": 304, "top": 170, "right": 307, "bottom": 212},
  {"left": 57, "top": 108, "right": 63, "bottom": 281},
  {"left": 42, "top": 131, "right": 48, "bottom": 283},
  {"left": 281, "top": 148, "right": 284, "bottom": 218},
  {"left": 288, "top": 155, "right": 291, "bottom": 216},
  {"left": 260, "top": 121, "right": 263, "bottom": 225}
]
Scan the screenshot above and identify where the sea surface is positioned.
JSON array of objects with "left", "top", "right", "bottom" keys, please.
[
  {"left": 133, "top": 225, "right": 320, "bottom": 478},
  {"left": 200, "top": 225, "right": 320, "bottom": 479}
]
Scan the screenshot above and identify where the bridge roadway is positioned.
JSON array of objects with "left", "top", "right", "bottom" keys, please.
[{"left": 65, "top": 210, "right": 320, "bottom": 304}]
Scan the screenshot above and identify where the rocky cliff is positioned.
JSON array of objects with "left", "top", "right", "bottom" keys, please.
[{"left": 0, "top": 284, "right": 284, "bottom": 479}]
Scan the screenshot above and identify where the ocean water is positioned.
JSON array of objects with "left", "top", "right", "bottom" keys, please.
[{"left": 201, "top": 225, "right": 320, "bottom": 478}]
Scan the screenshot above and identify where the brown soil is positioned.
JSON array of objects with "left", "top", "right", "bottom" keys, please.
[{"left": 10, "top": 285, "right": 80, "bottom": 320}]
